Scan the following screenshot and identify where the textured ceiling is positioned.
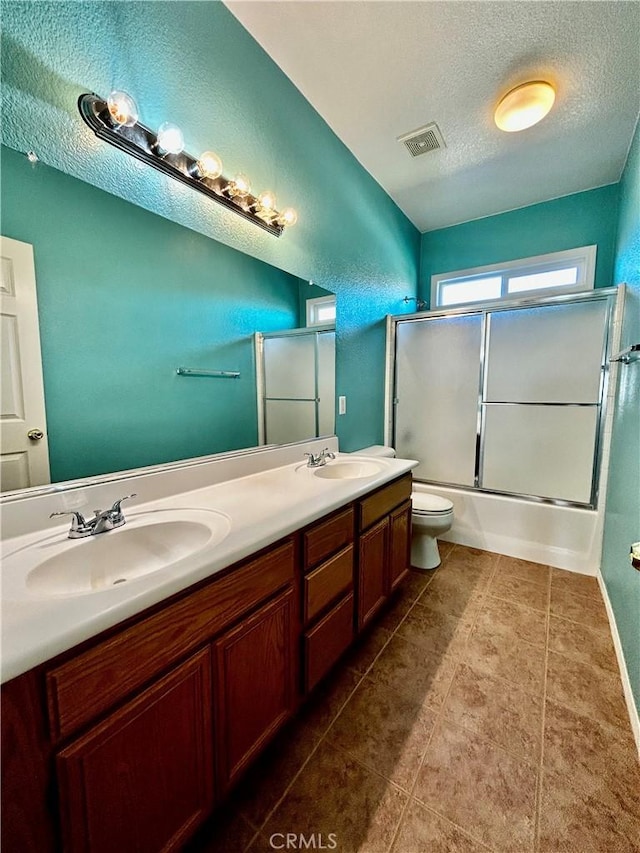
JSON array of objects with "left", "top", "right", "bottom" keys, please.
[{"left": 226, "top": 0, "right": 640, "bottom": 233}]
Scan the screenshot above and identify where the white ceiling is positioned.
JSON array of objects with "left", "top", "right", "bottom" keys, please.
[{"left": 226, "top": 1, "right": 640, "bottom": 233}]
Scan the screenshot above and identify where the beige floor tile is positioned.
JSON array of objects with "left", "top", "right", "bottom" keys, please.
[
  {"left": 442, "top": 662, "right": 543, "bottom": 761},
  {"left": 397, "top": 601, "right": 474, "bottom": 658},
  {"left": 448, "top": 545, "right": 499, "bottom": 574},
  {"left": 488, "top": 573, "right": 549, "bottom": 612},
  {"left": 463, "top": 623, "right": 546, "bottom": 696},
  {"left": 375, "top": 587, "right": 417, "bottom": 633},
  {"left": 543, "top": 699, "right": 640, "bottom": 821},
  {"left": 495, "top": 555, "right": 551, "bottom": 589},
  {"left": 548, "top": 615, "right": 618, "bottom": 672},
  {"left": 301, "top": 665, "right": 365, "bottom": 739},
  {"left": 474, "top": 596, "right": 547, "bottom": 648},
  {"left": 391, "top": 800, "right": 491, "bottom": 852},
  {"left": 368, "top": 633, "right": 459, "bottom": 711},
  {"left": 551, "top": 567, "right": 602, "bottom": 600},
  {"left": 538, "top": 769, "right": 640, "bottom": 853},
  {"left": 549, "top": 585, "right": 609, "bottom": 629},
  {"left": 435, "top": 560, "right": 496, "bottom": 597},
  {"left": 546, "top": 651, "right": 630, "bottom": 730},
  {"left": 414, "top": 719, "right": 537, "bottom": 852},
  {"left": 326, "top": 673, "right": 437, "bottom": 790},
  {"left": 184, "top": 809, "right": 257, "bottom": 853},
  {"left": 341, "top": 624, "right": 392, "bottom": 675},
  {"left": 419, "top": 571, "right": 485, "bottom": 620},
  {"left": 236, "top": 668, "right": 362, "bottom": 827},
  {"left": 263, "top": 741, "right": 407, "bottom": 853}
]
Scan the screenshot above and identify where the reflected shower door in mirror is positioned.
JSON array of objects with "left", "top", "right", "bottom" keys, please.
[
  {"left": 0, "top": 146, "right": 336, "bottom": 490},
  {"left": 256, "top": 328, "right": 336, "bottom": 445}
]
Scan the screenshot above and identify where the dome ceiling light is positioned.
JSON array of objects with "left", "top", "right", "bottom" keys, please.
[{"left": 494, "top": 81, "right": 556, "bottom": 133}]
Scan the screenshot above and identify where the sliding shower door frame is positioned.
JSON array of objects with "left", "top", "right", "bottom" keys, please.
[
  {"left": 386, "top": 287, "right": 617, "bottom": 510},
  {"left": 255, "top": 324, "right": 335, "bottom": 446}
]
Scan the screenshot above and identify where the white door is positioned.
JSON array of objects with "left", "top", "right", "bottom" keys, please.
[{"left": 0, "top": 236, "right": 50, "bottom": 491}]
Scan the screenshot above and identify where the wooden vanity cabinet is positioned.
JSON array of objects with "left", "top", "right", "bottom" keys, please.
[
  {"left": 388, "top": 499, "right": 412, "bottom": 593},
  {"left": 1, "top": 472, "right": 413, "bottom": 853},
  {"left": 57, "top": 647, "right": 214, "bottom": 853},
  {"left": 357, "top": 516, "right": 389, "bottom": 630},
  {"left": 356, "top": 475, "right": 412, "bottom": 632},
  {"left": 215, "top": 588, "right": 295, "bottom": 792},
  {"left": 300, "top": 507, "right": 356, "bottom": 693}
]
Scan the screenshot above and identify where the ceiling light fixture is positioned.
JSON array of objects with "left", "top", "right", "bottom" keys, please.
[
  {"left": 78, "top": 91, "right": 297, "bottom": 236},
  {"left": 494, "top": 81, "right": 556, "bottom": 133}
]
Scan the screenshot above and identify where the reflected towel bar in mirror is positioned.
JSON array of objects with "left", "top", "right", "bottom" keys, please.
[{"left": 176, "top": 368, "right": 240, "bottom": 379}]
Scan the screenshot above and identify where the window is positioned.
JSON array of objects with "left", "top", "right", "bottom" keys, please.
[
  {"left": 431, "top": 245, "right": 596, "bottom": 309},
  {"left": 306, "top": 294, "right": 336, "bottom": 327}
]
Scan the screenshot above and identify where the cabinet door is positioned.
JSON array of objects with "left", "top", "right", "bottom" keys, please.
[
  {"left": 215, "top": 588, "right": 294, "bottom": 791},
  {"left": 357, "top": 517, "right": 389, "bottom": 631},
  {"left": 388, "top": 500, "right": 412, "bottom": 593},
  {"left": 57, "top": 647, "right": 214, "bottom": 853}
]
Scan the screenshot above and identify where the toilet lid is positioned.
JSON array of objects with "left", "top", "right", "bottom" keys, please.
[{"left": 412, "top": 493, "right": 453, "bottom": 514}]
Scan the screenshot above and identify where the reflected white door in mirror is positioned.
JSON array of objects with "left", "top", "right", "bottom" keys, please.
[{"left": 0, "top": 237, "right": 50, "bottom": 491}]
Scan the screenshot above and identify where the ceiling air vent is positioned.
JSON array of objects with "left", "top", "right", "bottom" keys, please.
[{"left": 398, "top": 122, "right": 446, "bottom": 157}]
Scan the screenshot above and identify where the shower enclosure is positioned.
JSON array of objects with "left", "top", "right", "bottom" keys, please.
[
  {"left": 255, "top": 327, "right": 335, "bottom": 446},
  {"left": 387, "top": 289, "right": 616, "bottom": 509}
]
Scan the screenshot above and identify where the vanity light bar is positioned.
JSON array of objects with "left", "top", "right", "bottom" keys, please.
[{"left": 78, "top": 93, "right": 298, "bottom": 237}]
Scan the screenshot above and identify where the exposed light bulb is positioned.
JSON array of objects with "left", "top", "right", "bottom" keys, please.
[
  {"left": 494, "top": 81, "right": 556, "bottom": 132},
  {"left": 196, "top": 150, "right": 223, "bottom": 179},
  {"left": 156, "top": 122, "right": 185, "bottom": 155},
  {"left": 229, "top": 173, "right": 251, "bottom": 197},
  {"left": 278, "top": 207, "right": 298, "bottom": 228},
  {"left": 107, "top": 90, "right": 139, "bottom": 127},
  {"left": 257, "top": 190, "right": 277, "bottom": 212}
]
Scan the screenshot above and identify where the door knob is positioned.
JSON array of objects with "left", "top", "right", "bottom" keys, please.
[{"left": 27, "top": 429, "right": 44, "bottom": 441}]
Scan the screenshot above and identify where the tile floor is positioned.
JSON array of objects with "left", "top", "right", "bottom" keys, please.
[{"left": 188, "top": 545, "right": 640, "bottom": 853}]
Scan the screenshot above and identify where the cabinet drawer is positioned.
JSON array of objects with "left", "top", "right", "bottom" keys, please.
[
  {"left": 359, "top": 474, "right": 412, "bottom": 531},
  {"left": 47, "top": 540, "right": 295, "bottom": 742},
  {"left": 303, "top": 507, "right": 354, "bottom": 570},
  {"left": 304, "top": 592, "right": 354, "bottom": 692},
  {"left": 304, "top": 545, "right": 353, "bottom": 623}
]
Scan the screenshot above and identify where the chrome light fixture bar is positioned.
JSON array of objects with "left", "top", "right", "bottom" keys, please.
[{"left": 78, "top": 92, "right": 298, "bottom": 237}]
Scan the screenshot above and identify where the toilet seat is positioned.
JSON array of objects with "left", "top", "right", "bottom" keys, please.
[{"left": 412, "top": 493, "right": 453, "bottom": 515}]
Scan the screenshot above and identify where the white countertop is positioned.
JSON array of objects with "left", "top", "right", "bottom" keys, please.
[{"left": 1, "top": 451, "right": 416, "bottom": 683}]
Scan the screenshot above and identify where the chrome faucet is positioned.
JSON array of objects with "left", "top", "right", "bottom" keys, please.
[
  {"left": 304, "top": 448, "right": 336, "bottom": 468},
  {"left": 50, "top": 494, "right": 137, "bottom": 539}
]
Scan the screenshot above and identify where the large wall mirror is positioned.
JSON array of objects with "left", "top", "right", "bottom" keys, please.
[{"left": 0, "top": 146, "right": 336, "bottom": 492}]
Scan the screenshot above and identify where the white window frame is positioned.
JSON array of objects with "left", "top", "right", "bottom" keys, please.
[
  {"left": 306, "top": 294, "right": 336, "bottom": 327},
  {"left": 431, "top": 245, "right": 597, "bottom": 310}
]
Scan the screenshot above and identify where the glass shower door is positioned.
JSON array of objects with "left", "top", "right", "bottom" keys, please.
[
  {"left": 260, "top": 330, "right": 335, "bottom": 445},
  {"left": 394, "top": 313, "right": 483, "bottom": 485}
]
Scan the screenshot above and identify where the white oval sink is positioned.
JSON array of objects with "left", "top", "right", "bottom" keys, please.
[
  {"left": 3, "top": 509, "right": 231, "bottom": 598},
  {"left": 313, "top": 460, "right": 384, "bottom": 480}
]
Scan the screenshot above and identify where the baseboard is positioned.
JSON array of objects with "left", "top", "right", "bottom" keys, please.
[
  {"left": 441, "top": 526, "right": 597, "bottom": 575},
  {"left": 597, "top": 573, "right": 640, "bottom": 759}
]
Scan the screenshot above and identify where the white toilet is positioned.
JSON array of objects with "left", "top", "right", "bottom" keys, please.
[
  {"left": 410, "top": 491, "right": 454, "bottom": 570},
  {"left": 351, "top": 446, "right": 454, "bottom": 571}
]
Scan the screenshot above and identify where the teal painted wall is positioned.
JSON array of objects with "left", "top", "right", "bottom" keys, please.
[
  {"left": 419, "top": 185, "right": 620, "bottom": 307},
  {"left": 0, "top": 1, "right": 420, "bottom": 461},
  {"left": 603, "top": 117, "right": 640, "bottom": 715},
  {"left": 1, "top": 145, "right": 302, "bottom": 481}
]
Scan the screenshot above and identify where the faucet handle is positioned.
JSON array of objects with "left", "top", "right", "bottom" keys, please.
[
  {"left": 109, "top": 494, "right": 137, "bottom": 515},
  {"left": 49, "top": 510, "right": 88, "bottom": 531}
]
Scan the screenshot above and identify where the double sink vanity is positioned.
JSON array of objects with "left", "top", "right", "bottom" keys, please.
[{"left": 1, "top": 438, "right": 417, "bottom": 852}]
